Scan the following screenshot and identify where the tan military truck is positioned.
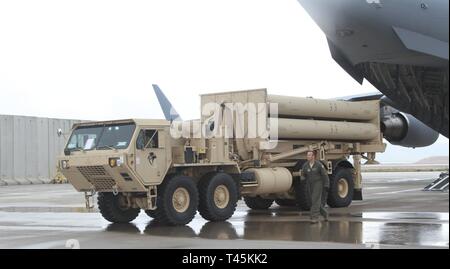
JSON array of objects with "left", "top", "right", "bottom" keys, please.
[{"left": 58, "top": 89, "right": 386, "bottom": 225}]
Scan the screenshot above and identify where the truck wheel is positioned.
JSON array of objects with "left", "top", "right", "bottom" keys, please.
[
  {"left": 98, "top": 193, "right": 140, "bottom": 223},
  {"left": 198, "top": 173, "right": 239, "bottom": 222},
  {"left": 243, "top": 196, "right": 274, "bottom": 210},
  {"left": 153, "top": 175, "right": 199, "bottom": 226},
  {"left": 293, "top": 179, "right": 311, "bottom": 211},
  {"left": 328, "top": 168, "right": 354, "bottom": 208},
  {"left": 275, "top": 199, "right": 297, "bottom": 207}
]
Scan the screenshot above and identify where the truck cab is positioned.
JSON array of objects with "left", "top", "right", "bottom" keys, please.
[{"left": 59, "top": 119, "right": 172, "bottom": 194}]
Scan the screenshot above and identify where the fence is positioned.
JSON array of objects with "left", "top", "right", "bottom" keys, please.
[{"left": 0, "top": 115, "right": 81, "bottom": 185}]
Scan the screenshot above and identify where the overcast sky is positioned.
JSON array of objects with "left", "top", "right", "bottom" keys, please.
[{"left": 0, "top": 0, "right": 448, "bottom": 163}]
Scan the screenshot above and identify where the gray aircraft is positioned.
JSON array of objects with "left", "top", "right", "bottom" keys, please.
[{"left": 297, "top": 0, "right": 449, "bottom": 139}]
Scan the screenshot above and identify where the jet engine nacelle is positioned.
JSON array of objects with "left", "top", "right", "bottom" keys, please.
[{"left": 381, "top": 111, "right": 439, "bottom": 148}]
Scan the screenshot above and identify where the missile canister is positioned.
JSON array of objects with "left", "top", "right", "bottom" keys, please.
[
  {"left": 270, "top": 118, "right": 379, "bottom": 140},
  {"left": 268, "top": 95, "right": 379, "bottom": 121}
]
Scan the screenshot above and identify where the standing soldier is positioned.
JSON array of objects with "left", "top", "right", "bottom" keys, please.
[{"left": 301, "top": 150, "right": 330, "bottom": 223}]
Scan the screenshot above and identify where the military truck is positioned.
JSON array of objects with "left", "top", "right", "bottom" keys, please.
[{"left": 58, "top": 89, "right": 386, "bottom": 225}]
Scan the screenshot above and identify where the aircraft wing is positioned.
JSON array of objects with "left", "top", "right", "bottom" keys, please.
[{"left": 334, "top": 92, "right": 383, "bottom": 102}]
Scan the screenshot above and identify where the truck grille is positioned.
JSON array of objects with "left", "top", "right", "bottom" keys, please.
[{"left": 77, "top": 166, "right": 116, "bottom": 191}]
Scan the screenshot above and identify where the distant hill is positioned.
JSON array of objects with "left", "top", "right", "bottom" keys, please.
[
  {"left": 376, "top": 136, "right": 449, "bottom": 164},
  {"left": 415, "top": 156, "right": 449, "bottom": 165}
]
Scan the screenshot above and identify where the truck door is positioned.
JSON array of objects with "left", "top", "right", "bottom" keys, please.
[{"left": 135, "top": 128, "right": 167, "bottom": 185}]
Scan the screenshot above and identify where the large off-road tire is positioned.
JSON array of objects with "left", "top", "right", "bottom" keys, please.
[
  {"left": 153, "top": 175, "right": 199, "bottom": 226},
  {"left": 198, "top": 172, "right": 239, "bottom": 222},
  {"left": 275, "top": 199, "right": 297, "bottom": 207},
  {"left": 97, "top": 192, "right": 140, "bottom": 223},
  {"left": 243, "top": 196, "right": 274, "bottom": 210},
  {"left": 327, "top": 168, "right": 354, "bottom": 208}
]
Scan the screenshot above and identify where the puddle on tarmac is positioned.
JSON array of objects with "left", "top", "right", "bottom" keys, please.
[
  {"left": 361, "top": 212, "right": 449, "bottom": 221},
  {"left": 104, "top": 218, "right": 449, "bottom": 247},
  {"left": 5, "top": 208, "right": 446, "bottom": 247},
  {"left": 0, "top": 207, "right": 92, "bottom": 213}
]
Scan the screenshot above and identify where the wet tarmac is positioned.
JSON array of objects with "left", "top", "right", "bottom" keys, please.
[{"left": 0, "top": 172, "right": 448, "bottom": 249}]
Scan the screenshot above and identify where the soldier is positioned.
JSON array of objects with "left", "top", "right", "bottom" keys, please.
[{"left": 301, "top": 150, "right": 330, "bottom": 224}]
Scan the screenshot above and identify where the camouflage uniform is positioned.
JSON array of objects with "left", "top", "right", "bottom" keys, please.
[{"left": 301, "top": 160, "right": 330, "bottom": 221}]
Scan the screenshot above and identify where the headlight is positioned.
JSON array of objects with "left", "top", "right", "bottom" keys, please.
[
  {"left": 109, "top": 157, "right": 124, "bottom": 168},
  {"left": 61, "top": 160, "right": 69, "bottom": 169}
]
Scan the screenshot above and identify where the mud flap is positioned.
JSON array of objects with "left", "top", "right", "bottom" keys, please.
[{"left": 353, "top": 189, "right": 363, "bottom": 201}]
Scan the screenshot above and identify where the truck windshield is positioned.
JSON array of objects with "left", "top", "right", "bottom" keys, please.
[{"left": 66, "top": 123, "right": 136, "bottom": 152}]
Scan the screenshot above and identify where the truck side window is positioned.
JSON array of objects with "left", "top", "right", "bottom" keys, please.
[{"left": 136, "top": 130, "right": 159, "bottom": 150}]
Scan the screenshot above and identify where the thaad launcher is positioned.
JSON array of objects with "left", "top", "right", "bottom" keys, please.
[{"left": 58, "top": 89, "right": 385, "bottom": 225}]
